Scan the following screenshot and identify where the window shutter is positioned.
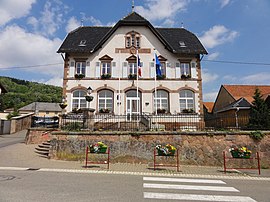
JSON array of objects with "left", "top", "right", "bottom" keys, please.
[
  {"left": 165, "top": 62, "right": 171, "bottom": 78},
  {"left": 175, "top": 62, "right": 181, "bottom": 78},
  {"left": 150, "top": 62, "right": 155, "bottom": 78},
  {"left": 111, "top": 62, "right": 117, "bottom": 78},
  {"left": 122, "top": 62, "right": 128, "bottom": 78},
  {"left": 191, "top": 61, "right": 197, "bottom": 78},
  {"left": 95, "top": 62, "right": 100, "bottom": 78},
  {"left": 85, "top": 61, "right": 90, "bottom": 77},
  {"left": 69, "top": 60, "right": 75, "bottom": 77}
]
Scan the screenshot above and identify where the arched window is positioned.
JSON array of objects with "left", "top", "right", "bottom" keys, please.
[
  {"left": 72, "top": 90, "right": 87, "bottom": 109},
  {"left": 98, "top": 90, "right": 113, "bottom": 113},
  {"left": 179, "top": 90, "right": 195, "bottom": 113},
  {"left": 154, "top": 90, "right": 169, "bottom": 113}
]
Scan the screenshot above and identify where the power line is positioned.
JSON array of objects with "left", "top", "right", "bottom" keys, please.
[
  {"left": 0, "top": 62, "right": 63, "bottom": 70},
  {"left": 202, "top": 59, "right": 270, "bottom": 66}
]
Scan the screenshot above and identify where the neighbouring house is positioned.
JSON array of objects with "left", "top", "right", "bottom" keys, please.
[
  {"left": 203, "top": 102, "right": 214, "bottom": 118},
  {"left": 57, "top": 11, "right": 207, "bottom": 130},
  {"left": 206, "top": 85, "right": 270, "bottom": 129},
  {"left": 18, "top": 102, "right": 62, "bottom": 117}
]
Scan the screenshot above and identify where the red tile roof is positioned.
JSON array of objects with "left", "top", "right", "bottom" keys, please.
[
  {"left": 203, "top": 102, "right": 214, "bottom": 113},
  {"left": 223, "top": 85, "right": 270, "bottom": 104}
]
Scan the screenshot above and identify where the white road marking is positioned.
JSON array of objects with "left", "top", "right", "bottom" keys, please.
[
  {"left": 0, "top": 167, "right": 29, "bottom": 171},
  {"left": 144, "top": 183, "right": 239, "bottom": 192},
  {"left": 144, "top": 192, "right": 257, "bottom": 202},
  {"left": 143, "top": 177, "right": 226, "bottom": 184}
]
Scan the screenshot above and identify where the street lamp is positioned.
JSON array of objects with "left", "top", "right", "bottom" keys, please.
[
  {"left": 87, "top": 86, "right": 93, "bottom": 95},
  {"left": 85, "top": 86, "right": 94, "bottom": 107}
]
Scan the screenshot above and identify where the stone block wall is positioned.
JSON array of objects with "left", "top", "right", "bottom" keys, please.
[{"left": 42, "top": 131, "right": 269, "bottom": 167}]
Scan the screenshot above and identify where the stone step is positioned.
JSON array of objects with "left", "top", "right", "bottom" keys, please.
[
  {"left": 35, "top": 147, "right": 49, "bottom": 152},
  {"left": 38, "top": 144, "right": 51, "bottom": 149},
  {"left": 34, "top": 150, "right": 49, "bottom": 156}
]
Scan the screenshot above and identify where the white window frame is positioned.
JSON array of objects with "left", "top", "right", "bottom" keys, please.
[
  {"left": 75, "top": 61, "right": 86, "bottom": 75},
  {"left": 180, "top": 62, "right": 191, "bottom": 76},
  {"left": 129, "top": 62, "right": 137, "bottom": 75},
  {"left": 154, "top": 90, "right": 169, "bottom": 111},
  {"left": 72, "top": 90, "right": 87, "bottom": 109},
  {"left": 179, "top": 90, "right": 195, "bottom": 113},
  {"left": 98, "top": 90, "right": 113, "bottom": 112},
  {"left": 101, "top": 62, "right": 111, "bottom": 75}
]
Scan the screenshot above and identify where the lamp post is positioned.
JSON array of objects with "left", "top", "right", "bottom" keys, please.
[{"left": 85, "top": 86, "right": 93, "bottom": 109}]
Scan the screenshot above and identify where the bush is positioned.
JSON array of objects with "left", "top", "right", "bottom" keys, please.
[
  {"left": 6, "top": 111, "right": 20, "bottom": 120},
  {"left": 250, "top": 131, "right": 265, "bottom": 141}
]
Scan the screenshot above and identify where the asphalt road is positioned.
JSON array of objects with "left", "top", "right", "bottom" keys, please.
[
  {"left": 0, "top": 132, "right": 26, "bottom": 148},
  {"left": 0, "top": 170, "right": 269, "bottom": 202}
]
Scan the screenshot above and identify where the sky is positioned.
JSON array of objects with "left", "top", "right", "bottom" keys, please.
[{"left": 0, "top": 0, "right": 270, "bottom": 102}]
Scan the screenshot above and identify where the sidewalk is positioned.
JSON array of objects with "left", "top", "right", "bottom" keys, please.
[{"left": 0, "top": 131, "right": 269, "bottom": 179}]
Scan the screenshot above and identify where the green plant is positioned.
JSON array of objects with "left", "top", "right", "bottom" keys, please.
[
  {"left": 156, "top": 74, "right": 166, "bottom": 80},
  {"left": 250, "top": 131, "right": 265, "bottom": 141},
  {"left": 74, "top": 74, "right": 85, "bottom": 79},
  {"left": 128, "top": 74, "right": 137, "bottom": 80},
  {"left": 101, "top": 74, "right": 111, "bottom": 79},
  {"left": 6, "top": 111, "right": 20, "bottom": 120}
]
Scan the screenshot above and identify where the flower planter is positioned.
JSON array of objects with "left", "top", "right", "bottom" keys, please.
[
  {"left": 157, "top": 149, "right": 175, "bottom": 156},
  {"left": 89, "top": 142, "right": 108, "bottom": 153},
  {"left": 230, "top": 151, "right": 251, "bottom": 159}
]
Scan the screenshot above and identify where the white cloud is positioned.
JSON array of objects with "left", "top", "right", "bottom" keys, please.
[
  {"left": 135, "top": 0, "right": 187, "bottom": 25},
  {"left": 0, "top": 0, "right": 36, "bottom": 26},
  {"left": 0, "top": 25, "right": 63, "bottom": 80},
  {"left": 27, "top": 0, "right": 69, "bottom": 36},
  {"left": 66, "top": 17, "right": 81, "bottom": 33},
  {"left": 220, "top": 0, "right": 230, "bottom": 8},
  {"left": 207, "top": 52, "right": 220, "bottom": 60},
  {"left": 240, "top": 72, "right": 270, "bottom": 85},
  {"left": 203, "top": 91, "right": 218, "bottom": 102},
  {"left": 202, "top": 69, "right": 219, "bottom": 83},
  {"left": 199, "top": 25, "right": 239, "bottom": 49}
]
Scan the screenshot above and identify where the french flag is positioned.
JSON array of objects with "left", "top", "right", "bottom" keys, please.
[{"left": 137, "top": 54, "right": 142, "bottom": 77}]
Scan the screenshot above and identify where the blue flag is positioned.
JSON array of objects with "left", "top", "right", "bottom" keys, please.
[{"left": 155, "top": 53, "right": 162, "bottom": 76}]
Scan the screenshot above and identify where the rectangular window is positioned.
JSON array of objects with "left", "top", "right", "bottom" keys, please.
[
  {"left": 129, "top": 63, "right": 137, "bottom": 74},
  {"left": 101, "top": 62, "right": 111, "bottom": 75},
  {"left": 180, "top": 63, "right": 190, "bottom": 76},
  {"left": 126, "top": 37, "right": 131, "bottom": 47},
  {"left": 136, "top": 37, "right": 140, "bottom": 48},
  {"left": 160, "top": 62, "right": 166, "bottom": 76},
  {"left": 76, "top": 62, "right": 86, "bottom": 75}
]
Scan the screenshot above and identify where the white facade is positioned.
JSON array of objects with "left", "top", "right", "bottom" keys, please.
[{"left": 59, "top": 13, "right": 206, "bottom": 119}]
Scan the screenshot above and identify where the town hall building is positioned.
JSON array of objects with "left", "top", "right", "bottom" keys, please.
[{"left": 57, "top": 11, "right": 207, "bottom": 130}]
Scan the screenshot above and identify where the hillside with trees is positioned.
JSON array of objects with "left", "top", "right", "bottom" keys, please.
[{"left": 0, "top": 76, "right": 62, "bottom": 111}]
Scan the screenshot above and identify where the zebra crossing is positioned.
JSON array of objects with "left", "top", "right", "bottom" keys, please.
[{"left": 143, "top": 176, "right": 257, "bottom": 202}]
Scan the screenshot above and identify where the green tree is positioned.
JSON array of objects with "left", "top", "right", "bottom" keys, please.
[{"left": 248, "top": 88, "right": 270, "bottom": 129}]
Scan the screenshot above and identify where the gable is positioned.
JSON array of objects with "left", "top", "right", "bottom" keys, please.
[
  {"left": 212, "top": 85, "right": 236, "bottom": 113},
  {"left": 57, "top": 12, "right": 207, "bottom": 55}
]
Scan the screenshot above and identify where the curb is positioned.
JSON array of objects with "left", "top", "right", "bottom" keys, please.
[{"left": 0, "top": 167, "right": 269, "bottom": 181}]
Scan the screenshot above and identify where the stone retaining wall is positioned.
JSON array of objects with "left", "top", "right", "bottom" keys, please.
[{"left": 32, "top": 130, "right": 269, "bottom": 167}]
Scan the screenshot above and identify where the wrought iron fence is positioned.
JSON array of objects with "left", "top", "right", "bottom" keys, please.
[{"left": 60, "top": 113, "right": 205, "bottom": 131}]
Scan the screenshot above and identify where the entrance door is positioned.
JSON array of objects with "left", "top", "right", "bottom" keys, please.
[{"left": 126, "top": 97, "right": 140, "bottom": 121}]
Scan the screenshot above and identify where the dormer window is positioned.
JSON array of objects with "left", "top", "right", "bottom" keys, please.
[
  {"left": 179, "top": 41, "right": 186, "bottom": 47},
  {"left": 125, "top": 31, "right": 140, "bottom": 48},
  {"left": 79, "top": 40, "right": 86, "bottom": 47}
]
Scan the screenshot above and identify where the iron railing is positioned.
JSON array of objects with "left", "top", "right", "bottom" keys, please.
[{"left": 60, "top": 113, "right": 204, "bottom": 131}]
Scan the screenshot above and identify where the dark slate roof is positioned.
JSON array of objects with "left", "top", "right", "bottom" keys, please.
[
  {"left": 216, "top": 98, "right": 251, "bottom": 113},
  {"left": 19, "top": 102, "right": 62, "bottom": 112},
  {"left": 57, "top": 12, "right": 207, "bottom": 55}
]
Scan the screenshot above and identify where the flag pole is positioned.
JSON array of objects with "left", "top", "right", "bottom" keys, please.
[
  {"left": 136, "top": 49, "right": 139, "bottom": 126},
  {"left": 154, "top": 49, "right": 157, "bottom": 115},
  {"left": 118, "top": 50, "right": 121, "bottom": 129}
]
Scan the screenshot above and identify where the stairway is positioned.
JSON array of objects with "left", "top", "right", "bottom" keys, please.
[{"left": 35, "top": 140, "right": 51, "bottom": 158}]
